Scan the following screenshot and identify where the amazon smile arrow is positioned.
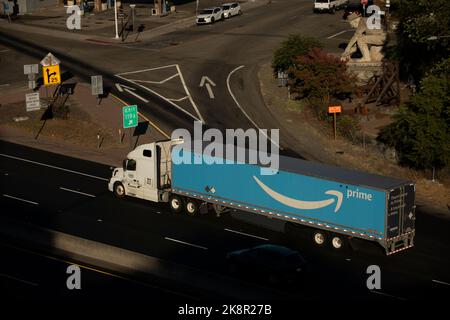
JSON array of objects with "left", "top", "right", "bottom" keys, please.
[{"left": 253, "top": 176, "right": 343, "bottom": 213}]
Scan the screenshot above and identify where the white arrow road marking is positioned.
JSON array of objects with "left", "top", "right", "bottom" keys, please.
[
  {"left": 124, "top": 88, "right": 149, "bottom": 103},
  {"left": 199, "top": 76, "right": 216, "bottom": 99},
  {"left": 115, "top": 83, "right": 136, "bottom": 92},
  {"left": 253, "top": 176, "right": 343, "bottom": 212}
]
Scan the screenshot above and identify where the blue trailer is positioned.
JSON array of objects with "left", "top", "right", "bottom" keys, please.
[{"left": 109, "top": 141, "right": 416, "bottom": 255}]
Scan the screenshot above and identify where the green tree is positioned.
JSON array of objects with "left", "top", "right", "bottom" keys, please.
[
  {"left": 389, "top": 0, "right": 450, "bottom": 83},
  {"left": 272, "top": 33, "right": 322, "bottom": 75},
  {"left": 377, "top": 68, "right": 450, "bottom": 171},
  {"left": 288, "top": 48, "right": 357, "bottom": 117}
]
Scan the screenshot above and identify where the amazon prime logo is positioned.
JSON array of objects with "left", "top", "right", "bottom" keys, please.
[
  {"left": 366, "top": 5, "right": 384, "bottom": 30},
  {"left": 172, "top": 121, "right": 279, "bottom": 175}
]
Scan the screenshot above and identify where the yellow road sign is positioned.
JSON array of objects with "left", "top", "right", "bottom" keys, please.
[{"left": 43, "top": 65, "right": 61, "bottom": 86}]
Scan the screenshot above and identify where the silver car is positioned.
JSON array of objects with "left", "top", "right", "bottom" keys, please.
[{"left": 222, "top": 2, "right": 242, "bottom": 19}]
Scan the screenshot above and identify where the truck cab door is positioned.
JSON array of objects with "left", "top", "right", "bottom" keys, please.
[{"left": 123, "top": 159, "right": 143, "bottom": 198}]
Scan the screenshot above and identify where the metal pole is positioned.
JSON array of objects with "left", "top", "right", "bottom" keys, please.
[
  {"left": 114, "top": 0, "right": 119, "bottom": 39},
  {"left": 333, "top": 113, "right": 337, "bottom": 140}
]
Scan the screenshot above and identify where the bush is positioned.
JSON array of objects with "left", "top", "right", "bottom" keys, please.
[
  {"left": 288, "top": 48, "right": 357, "bottom": 117},
  {"left": 272, "top": 34, "right": 322, "bottom": 76},
  {"left": 377, "top": 71, "right": 450, "bottom": 171}
]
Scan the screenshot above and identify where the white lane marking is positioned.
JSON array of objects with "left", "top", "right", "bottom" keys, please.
[
  {"left": 164, "top": 237, "right": 208, "bottom": 250},
  {"left": 115, "top": 83, "right": 136, "bottom": 92},
  {"left": 0, "top": 153, "right": 109, "bottom": 181},
  {"left": 226, "top": 65, "right": 281, "bottom": 149},
  {"left": 0, "top": 84, "right": 10, "bottom": 87},
  {"left": 0, "top": 273, "right": 39, "bottom": 287},
  {"left": 0, "top": 50, "right": 9, "bottom": 53},
  {"left": 175, "top": 64, "right": 205, "bottom": 123},
  {"left": 432, "top": 279, "right": 450, "bottom": 286},
  {"left": 3, "top": 194, "right": 38, "bottom": 205},
  {"left": 224, "top": 228, "right": 269, "bottom": 241},
  {"left": 115, "top": 74, "right": 201, "bottom": 122},
  {"left": 168, "top": 96, "right": 189, "bottom": 102},
  {"left": 327, "top": 29, "right": 353, "bottom": 39},
  {"left": 116, "top": 64, "right": 179, "bottom": 76},
  {"left": 124, "top": 88, "right": 150, "bottom": 103},
  {"left": 126, "top": 73, "right": 180, "bottom": 85},
  {"left": 59, "top": 187, "right": 96, "bottom": 198},
  {"left": 369, "top": 290, "right": 406, "bottom": 301}
]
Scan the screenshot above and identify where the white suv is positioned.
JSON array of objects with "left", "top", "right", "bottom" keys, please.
[
  {"left": 196, "top": 7, "right": 224, "bottom": 24},
  {"left": 222, "top": 2, "right": 242, "bottom": 19}
]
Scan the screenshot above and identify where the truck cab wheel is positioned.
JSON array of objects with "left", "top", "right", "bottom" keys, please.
[
  {"left": 313, "top": 231, "right": 326, "bottom": 246},
  {"left": 185, "top": 199, "right": 199, "bottom": 216},
  {"left": 331, "top": 236, "right": 344, "bottom": 249},
  {"left": 169, "top": 195, "right": 184, "bottom": 213},
  {"left": 113, "top": 182, "right": 125, "bottom": 198}
]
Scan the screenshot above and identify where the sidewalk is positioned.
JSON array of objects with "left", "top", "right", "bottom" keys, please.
[{"left": 0, "top": 0, "right": 266, "bottom": 44}]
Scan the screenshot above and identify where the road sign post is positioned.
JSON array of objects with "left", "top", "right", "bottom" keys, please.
[
  {"left": 328, "top": 105, "right": 342, "bottom": 140},
  {"left": 40, "top": 53, "right": 61, "bottom": 87}
]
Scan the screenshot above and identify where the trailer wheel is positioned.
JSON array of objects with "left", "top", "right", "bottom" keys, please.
[
  {"left": 185, "top": 199, "right": 199, "bottom": 216},
  {"left": 331, "top": 235, "right": 344, "bottom": 249},
  {"left": 313, "top": 231, "right": 326, "bottom": 246},
  {"left": 169, "top": 195, "right": 184, "bottom": 213},
  {"left": 113, "top": 182, "right": 125, "bottom": 198}
]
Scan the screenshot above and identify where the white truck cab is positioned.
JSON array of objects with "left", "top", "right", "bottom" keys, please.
[
  {"left": 313, "top": 0, "right": 348, "bottom": 13},
  {"left": 108, "top": 141, "right": 173, "bottom": 203}
]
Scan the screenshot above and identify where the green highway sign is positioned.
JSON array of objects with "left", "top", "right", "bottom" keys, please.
[{"left": 123, "top": 105, "right": 138, "bottom": 129}]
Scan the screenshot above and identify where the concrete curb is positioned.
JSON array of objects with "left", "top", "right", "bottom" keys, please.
[{"left": 0, "top": 217, "right": 288, "bottom": 299}]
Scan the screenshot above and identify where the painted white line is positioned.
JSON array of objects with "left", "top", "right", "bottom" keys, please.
[
  {"left": 0, "top": 84, "right": 10, "bottom": 87},
  {"left": 115, "top": 83, "right": 124, "bottom": 92},
  {"left": 175, "top": 64, "right": 205, "bottom": 123},
  {"left": 432, "top": 279, "right": 450, "bottom": 286},
  {"left": 3, "top": 194, "right": 38, "bottom": 205},
  {"left": 327, "top": 29, "right": 352, "bottom": 39},
  {"left": 369, "top": 290, "right": 406, "bottom": 301},
  {"left": 124, "top": 88, "right": 150, "bottom": 103},
  {"left": 126, "top": 73, "right": 180, "bottom": 85},
  {"left": 164, "top": 237, "right": 208, "bottom": 250},
  {"left": 59, "top": 187, "right": 96, "bottom": 198},
  {"left": 226, "top": 65, "right": 281, "bottom": 149},
  {"left": 0, "top": 273, "right": 39, "bottom": 287},
  {"left": 224, "top": 228, "right": 269, "bottom": 241},
  {"left": 115, "top": 74, "right": 201, "bottom": 121},
  {"left": 116, "top": 64, "right": 179, "bottom": 76},
  {"left": 0, "top": 50, "right": 9, "bottom": 53},
  {"left": 0, "top": 153, "right": 109, "bottom": 181}
]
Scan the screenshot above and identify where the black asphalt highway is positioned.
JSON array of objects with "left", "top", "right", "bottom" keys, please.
[{"left": 0, "top": 141, "right": 449, "bottom": 302}]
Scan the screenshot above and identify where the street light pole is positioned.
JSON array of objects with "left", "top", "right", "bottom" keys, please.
[{"left": 114, "top": 0, "right": 119, "bottom": 39}]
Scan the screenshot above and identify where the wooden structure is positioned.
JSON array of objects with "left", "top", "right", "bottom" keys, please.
[{"left": 363, "top": 60, "right": 400, "bottom": 106}]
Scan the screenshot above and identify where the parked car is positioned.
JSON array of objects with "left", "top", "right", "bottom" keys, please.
[
  {"left": 222, "top": 2, "right": 242, "bottom": 19},
  {"left": 196, "top": 7, "right": 224, "bottom": 25},
  {"left": 313, "top": 0, "right": 349, "bottom": 14},
  {"left": 342, "top": 0, "right": 374, "bottom": 19},
  {"left": 226, "top": 244, "right": 308, "bottom": 285}
]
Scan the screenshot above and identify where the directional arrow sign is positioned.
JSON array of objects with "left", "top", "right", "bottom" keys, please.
[{"left": 199, "top": 76, "right": 216, "bottom": 99}]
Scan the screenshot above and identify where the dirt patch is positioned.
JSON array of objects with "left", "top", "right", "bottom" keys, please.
[
  {"left": 258, "top": 62, "right": 450, "bottom": 216},
  {"left": 0, "top": 99, "right": 121, "bottom": 150}
]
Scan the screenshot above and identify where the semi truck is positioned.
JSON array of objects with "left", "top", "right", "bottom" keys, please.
[{"left": 108, "top": 140, "right": 415, "bottom": 255}]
